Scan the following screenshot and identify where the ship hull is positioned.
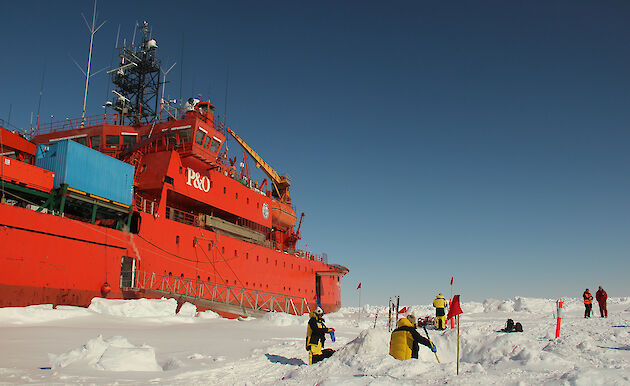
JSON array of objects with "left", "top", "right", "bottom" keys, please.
[{"left": 0, "top": 203, "right": 343, "bottom": 314}]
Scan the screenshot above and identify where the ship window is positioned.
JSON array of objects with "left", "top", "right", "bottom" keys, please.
[
  {"left": 275, "top": 260, "right": 277, "bottom": 266},
  {"left": 179, "top": 128, "right": 192, "bottom": 142},
  {"left": 203, "top": 136, "right": 211, "bottom": 149},
  {"left": 209, "top": 138, "right": 221, "bottom": 153},
  {"left": 247, "top": 198, "right": 249, "bottom": 204},
  {"left": 234, "top": 249, "right": 237, "bottom": 257},
  {"left": 256, "top": 256, "right": 259, "bottom": 262},
  {"left": 246, "top": 253, "right": 248, "bottom": 260},
  {"left": 283, "top": 262, "right": 286, "bottom": 268},
  {"left": 223, "top": 187, "right": 226, "bottom": 194},
  {"left": 195, "top": 130, "right": 205, "bottom": 145},
  {"left": 122, "top": 135, "right": 136, "bottom": 145},
  {"left": 73, "top": 137, "right": 88, "bottom": 146},
  {"left": 106, "top": 135, "right": 119, "bottom": 146},
  {"left": 176, "top": 235, "right": 180, "bottom": 244},
  {"left": 90, "top": 135, "right": 101, "bottom": 149},
  {"left": 165, "top": 131, "right": 177, "bottom": 145},
  {"left": 266, "top": 258, "right": 269, "bottom": 264},
  {"left": 222, "top": 247, "right": 225, "bottom": 254},
  {"left": 235, "top": 193, "right": 238, "bottom": 199}
]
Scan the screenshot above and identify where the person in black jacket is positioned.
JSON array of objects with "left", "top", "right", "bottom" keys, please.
[
  {"left": 583, "top": 289, "right": 593, "bottom": 318},
  {"left": 306, "top": 307, "right": 335, "bottom": 365}
]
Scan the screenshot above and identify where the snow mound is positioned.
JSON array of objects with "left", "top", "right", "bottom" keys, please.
[
  {"left": 176, "top": 302, "right": 197, "bottom": 317},
  {"left": 337, "top": 328, "right": 390, "bottom": 359},
  {"left": 0, "top": 304, "right": 90, "bottom": 325},
  {"left": 197, "top": 309, "right": 222, "bottom": 319},
  {"left": 49, "top": 335, "right": 162, "bottom": 371},
  {"left": 88, "top": 297, "right": 177, "bottom": 317},
  {"left": 481, "top": 297, "right": 555, "bottom": 314},
  {"left": 258, "top": 311, "right": 305, "bottom": 326}
]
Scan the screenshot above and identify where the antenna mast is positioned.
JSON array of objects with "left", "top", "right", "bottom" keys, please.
[
  {"left": 109, "top": 21, "right": 161, "bottom": 125},
  {"left": 80, "top": 0, "right": 107, "bottom": 127}
]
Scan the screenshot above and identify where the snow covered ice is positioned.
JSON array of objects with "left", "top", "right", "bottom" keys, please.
[{"left": 1, "top": 297, "right": 629, "bottom": 385}]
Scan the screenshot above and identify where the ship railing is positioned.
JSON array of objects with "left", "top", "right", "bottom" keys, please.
[
  {"left": 165, "top": 206, "right": 197, "bottom": 226},
  {"left": 294, "top": 250, "right": 327, "bottom": 264},
  {"left": 132, "top": 271, "right": 310, "bottom": 316},
  {"left": 35, "top": 109, "right": 226, "bottom": 137},
  {"left": 35, "top": 114, "right": 120, "bottom": 136},
  {"left": 134, "top": 194, "right": 158, "bottom": 215}
]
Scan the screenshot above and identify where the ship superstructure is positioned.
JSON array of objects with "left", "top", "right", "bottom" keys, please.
[{"left": 0, "top": 22, "right": 347, "bottom": 316}]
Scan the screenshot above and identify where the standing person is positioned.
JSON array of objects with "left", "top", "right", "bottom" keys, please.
[
  {"left": 306, "top": 307, "right": 335, "bottom": 365},
  {"left": 595, "top": 286, "right": 608, "bottom": 318},
  {"left": 432, "top": 294, "right": 448, "bottom": 330},
  {"left": 583, "top": 289, "right": 593, "bottom": 318},
  {"left": 389, "top": 314, "right": 436, "bottom": 360}
]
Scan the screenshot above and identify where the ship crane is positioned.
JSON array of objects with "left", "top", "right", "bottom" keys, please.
[{"left": 226, "top": 127, "right": 291, "bottom": 204}]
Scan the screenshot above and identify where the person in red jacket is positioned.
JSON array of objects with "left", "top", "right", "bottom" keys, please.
[{"left": 595, "top": 286, "right": 608, "bottom": 318}]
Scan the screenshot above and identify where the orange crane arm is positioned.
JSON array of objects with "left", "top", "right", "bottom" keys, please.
[{"left": 226, "top": 127, "right": 290, "bottom": 199}]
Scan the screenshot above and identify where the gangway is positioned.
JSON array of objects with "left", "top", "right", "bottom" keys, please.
[{"left": 123, "top": 271, "right": 311, "bottom": 317}]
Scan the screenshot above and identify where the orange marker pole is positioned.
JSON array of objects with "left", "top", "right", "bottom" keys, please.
[{"left": 555, "top": 299, "right": 563, "bottom": 339}]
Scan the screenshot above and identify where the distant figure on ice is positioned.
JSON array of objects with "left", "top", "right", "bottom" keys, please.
[
  {"left": 583, "top": 289, "right": 593, "bottom": 318},
  {"left": 432, "top": 294, "right": 448, "bottom": 330},
  {"left": 306, "top": 307, "right": 335, "bottom": 365},
  {"left": 501, "top": 318, "right": 523, "bottom": 332},
  {"left": 389, "top": 314, "right": 436, "bottom": 360},
  {"left": 596, "top": 286, "right": 608, "bottom": 318}
]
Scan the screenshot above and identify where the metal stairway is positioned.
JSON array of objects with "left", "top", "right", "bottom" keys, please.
[{"left": 123, "top": 271, "right": 311, "bottom": 318}]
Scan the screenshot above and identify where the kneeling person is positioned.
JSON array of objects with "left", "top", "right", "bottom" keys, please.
[
  {"left": 306, "top": 307, "right": 335, "bottom": 365},
  {"left": 389, "top": 314, "right": 436, "bottom": 360}
]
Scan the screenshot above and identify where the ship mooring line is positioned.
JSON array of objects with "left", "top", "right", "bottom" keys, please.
[{"left": 0, "top": 223, "right": 126, "bottom": 249}]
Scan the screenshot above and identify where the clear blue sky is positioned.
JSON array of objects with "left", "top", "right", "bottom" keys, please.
[{"left": 1, "top": 1, "right": 628, "bottom": 306}]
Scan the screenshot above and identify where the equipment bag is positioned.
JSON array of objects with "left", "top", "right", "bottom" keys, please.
[{"left": 514, "top": 322, "right": 523, "bottom": 332}]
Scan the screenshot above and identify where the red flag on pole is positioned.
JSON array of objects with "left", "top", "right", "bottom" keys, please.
[
  {"left": 398, "top": 306, "right": 408, "bottom": 314},
  {"left": 357, "top": 282, "right": 361, "bottom": 290},
  {"left": 450, "top": 276, "right": 453, "bottom": 286},
  {"left": 446, "top": 295, "right": 463, "bottom": 321}
]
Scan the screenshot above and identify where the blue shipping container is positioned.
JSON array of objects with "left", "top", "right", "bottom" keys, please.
[{"left": 35, "top": 140, "right": 134, "bottom": 206}]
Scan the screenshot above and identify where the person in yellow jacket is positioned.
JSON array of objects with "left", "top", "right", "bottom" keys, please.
[
  {"left": 306, "top": 307, "right": 335, "bottom": 365},
  {"left": 433, "top": 294, "right": 448, "bottom": 330},
  {"left": 389, "top": 314, "right": 436, "bottom": 360}
]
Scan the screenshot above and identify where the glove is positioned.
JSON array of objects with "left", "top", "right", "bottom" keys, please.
[
  {"left": 329, "top": 330, "right": 336, "bottom": 342},
  {"left": 430, "top": 343, "right": 437, "bottom": 353}
]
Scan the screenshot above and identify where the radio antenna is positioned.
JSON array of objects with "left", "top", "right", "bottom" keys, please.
[
  {"left": 79, "top": 0, "right": 107, "bottom": 127},
  {"left": 104, "top": 25, "right": 121, "bottom": 106},
  {"left": 35, "top": 61, "right": 46, "bottom": 132},
  {"left": 223, "top": 66, "right": 230, "bottom": 127},
  {"left": 179, "top": 32, "right": 184, "bottom": 113}
]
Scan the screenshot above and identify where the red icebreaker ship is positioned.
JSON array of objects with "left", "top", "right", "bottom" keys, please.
[{"left": 0, "top": 23, "right": 347, "bottom": 317}]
